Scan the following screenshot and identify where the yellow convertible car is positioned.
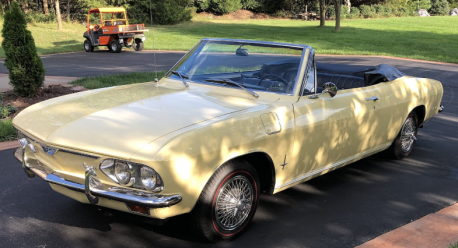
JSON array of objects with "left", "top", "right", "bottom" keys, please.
[{"left": 13, "top": 39, "right": 444, "bottom": 242}]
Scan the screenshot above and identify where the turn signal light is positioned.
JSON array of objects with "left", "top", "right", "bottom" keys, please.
[{"left": 126, "top": 204, "right": 149, "bottom": 215}]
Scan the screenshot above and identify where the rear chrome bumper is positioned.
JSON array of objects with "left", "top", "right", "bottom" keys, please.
[
  {"left": 439, "top": 105, "right": 445, "bottom": 113},
  {"left": 14, "top": 147, "right": 182, "bottom": 208}
]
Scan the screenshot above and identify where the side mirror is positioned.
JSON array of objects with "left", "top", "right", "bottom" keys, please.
[{"left": 322, "top": 82, "right": 337, "bottom": 97}]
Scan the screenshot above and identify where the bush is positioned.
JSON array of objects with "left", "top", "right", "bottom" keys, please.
[
  {"left": 350, "top": 7, "right": 361, "bottom": 18},
  {"left": 373, "top": 4, "right": 385, "bottom": 14},
  {"left": 382, "top": 6, "right": 392, "bottom": 17},
  {"left": 359, "top": 5, "right": 376, "bottom": 18},
  {"left": 128, "top": 0, "right": 192, "bottom": 25},
  {"left": 430, "top": 0, "right": 450, "bottom": 15},
  {"left": 1, "top": 2, "right": 45, "bottom": 97},
  {"left": 195, "top": 0, "right": 210, "bottom": 12},
  {"left": 210, "top": 0, "right": 243, "bottom": 14},
  {"left": 241, "top": 0, "right": 260, "bottom": 10},
  {"left": 0, "top": 93, "right": 17, "bottom": 119},
  {"left": 24, "top": 12, "right": 56, "bottom": 23},
  {"left": 341, "top": 6, "right": 350, "bottom": 18},
  {"left": 327, "top": 5, "right": 336, "bottom": 18},
  {"left": 418, "top": 0, "right": 432, "bottom": 11}
]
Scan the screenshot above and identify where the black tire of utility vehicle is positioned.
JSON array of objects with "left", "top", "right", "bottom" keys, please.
[
  {"left": 107, "top": 45, "right": 113, "bottom": 52},
  {"left": 388, "top": 111, "right": 419, "bottom": 160},
  {"left": 190, "top": 159, "right": 260, "bottom": 243},
  {"left": 110, "top": 39, "right": 122, "bottom": 53},
  {"left": 134, "top": 39, "right": 144, "bottom": 51},
  {"left": 84, "top": 39, "right": 94, "bottom": 52}
]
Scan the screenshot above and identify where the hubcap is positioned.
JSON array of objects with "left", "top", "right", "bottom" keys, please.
[
  {"left": 215, "top": 175, "right": 253, "bottom": 231},
  {"left": 400, "top": 117, "right": 417, "bottom": 153},
  {"left": 85, "top": 42, "right": 90, "bottom": 50},
  {"left": 112, "top": 42, "right": 117, "bottom": 51}
]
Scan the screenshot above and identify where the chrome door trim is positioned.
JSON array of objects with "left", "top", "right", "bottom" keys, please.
[{"left": 275, "top": 142, "right": 392, "bottom": 190}]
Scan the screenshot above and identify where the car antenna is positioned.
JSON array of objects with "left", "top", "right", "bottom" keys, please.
[{"left": 150, "top": 9, "right": 158, "bottom": 83}]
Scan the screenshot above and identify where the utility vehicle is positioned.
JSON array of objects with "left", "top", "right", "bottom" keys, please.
[{"left": 83, "top": 7, "right": 148, "bottom": 53}]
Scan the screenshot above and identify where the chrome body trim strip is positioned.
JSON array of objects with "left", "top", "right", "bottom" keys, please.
[{"left": 275, "top": 143, "right": 392, "bottom": 190}]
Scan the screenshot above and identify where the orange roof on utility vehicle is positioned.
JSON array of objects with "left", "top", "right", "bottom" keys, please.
[{"left": 88, "top": 7, "right": 126, "bottom": 13}]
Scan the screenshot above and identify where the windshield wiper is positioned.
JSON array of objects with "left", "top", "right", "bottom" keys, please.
[
  {"left": 171, "top": 71, "right": 189, "bottom": 87},
  {"left": 205, "top": 79, "right": 259, "bottom": 98}
]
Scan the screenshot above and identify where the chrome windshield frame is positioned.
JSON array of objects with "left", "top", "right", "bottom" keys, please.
[{"left": 164, "top": 38, "right": 312, "bottom": 97}]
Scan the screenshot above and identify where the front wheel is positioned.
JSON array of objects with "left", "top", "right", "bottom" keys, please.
[
  {"left": 110, "top": 39, "right": 122, "bottom": 53},
  {"left": 84, "top": 39, "right": 94, "bottom": 52},
  {"left": 388, "top": 111, "right": 419, "bottom": 159},
  {"left": 190, "top": 160, "right": 260, "bottom": 243},
  {"left": 134, "top": 39, "right": 144, "bottom": 51}
]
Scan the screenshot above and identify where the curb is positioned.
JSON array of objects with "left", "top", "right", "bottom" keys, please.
[
  {"left": 0, "top": 140, "right": 19, "bottom": 151},
  {"left": 357, "top": 203, "right": 458, "bottom": 248}
]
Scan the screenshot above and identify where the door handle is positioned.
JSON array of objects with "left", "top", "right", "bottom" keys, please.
[{"left": 365, "top": 96, "right": 379, "bottom": 101}]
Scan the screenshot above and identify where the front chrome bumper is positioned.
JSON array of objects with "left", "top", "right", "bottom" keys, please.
[{"left": 14, "top": 147, "right": 182, "bottom": 208}]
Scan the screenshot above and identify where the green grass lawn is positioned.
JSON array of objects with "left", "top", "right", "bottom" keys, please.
[
  {"left": 1, "top": 16, "right": 458, "bottom": 63},
  {"left": 70, "top": 71, "right": 166, "bottom": 89},
  {"left": 0, "top": 118, "right": 16, "bottom": 142}
]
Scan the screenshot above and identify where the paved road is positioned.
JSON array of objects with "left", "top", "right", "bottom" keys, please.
[
  {"left": 0, "top": 50, "right": 185, "bottom": 78},
  {"left": 0, "top": 52, "right": 457, "bottom": 248}
]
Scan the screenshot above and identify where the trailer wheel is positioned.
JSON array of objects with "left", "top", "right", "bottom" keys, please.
[
  {"left": 84, "top": 39, "right": 94, "bottom": 52},
  {"left": 134, "top": 39, "right": 144, "bottom": 52},
  {"left": 111, "top": 39, "right": 122, "bottom": 53}
]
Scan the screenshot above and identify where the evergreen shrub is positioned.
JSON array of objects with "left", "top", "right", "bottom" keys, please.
[{"left": 1, "top": 2, "right": 45, "bottom": 97}]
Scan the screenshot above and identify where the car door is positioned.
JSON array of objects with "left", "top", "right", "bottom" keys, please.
[{"left": 284, "top": 56, "right": 382, "bottom": 185}]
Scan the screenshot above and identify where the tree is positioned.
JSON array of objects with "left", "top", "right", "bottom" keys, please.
[
  {"left": 43, "top": 0, "right": 49, "bottom": 15},
  {"left": 320, "top": 0, "right": 326, "bottom": 26},
  {"left": 56, "top": 0, "right": 62, "bottom": 30},
  {"left": 1, "top": 2, "right": 45, "bottom": 97},
  {"left": 334, "top": 0, "right": 342, "bottom": 31},
  {"left": 430, "top": 0, "right": 450, "bottom": 15}
]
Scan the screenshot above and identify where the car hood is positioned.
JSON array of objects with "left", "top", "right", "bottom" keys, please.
[{"left": 13, "top": 81, "right": 269, "bottom": 159}]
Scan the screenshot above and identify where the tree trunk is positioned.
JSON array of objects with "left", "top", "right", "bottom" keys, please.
[
  {"left": 66, "top": 0, "right": 70, "bottom": 21},
  {"left": 43, "top": 0, "right": 49, "bottom": 15},
  {"left": 56, "top": 0, "right": 62, "bottom": 30},
  {"left": 22, "top": 1, "right": 29, "bottom": 14},
  {"left": 334, "top": 0, "right": 341, "bottom": 32},
  {"left": 320, "top": 0, "right": 326, "bottom": 26},
  {"left": 345, "top": 0, "right": 351, "bottom": 13}
]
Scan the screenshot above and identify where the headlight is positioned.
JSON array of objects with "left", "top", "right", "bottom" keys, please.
[
  {"left": 114, "top": 161, "right": 131, "bottom": 185},
  {"left": 140, "top": 167, "right": 157, "bottom": 190},
  {"left": 100, "top": 159, "right": 163, "bottom": 192}
]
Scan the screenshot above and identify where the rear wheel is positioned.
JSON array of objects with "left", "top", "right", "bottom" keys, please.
[
  {"left": 134, "top": 39, "right": 144, "bottom": 51},
  {"left": 110, "top": 39, "right": 122, "bottom": 53},
  {"left": 190, "top": 160, "right": 260, "bottom": 243},
  {"left": 84, "top": 39, "right": 94, "bottom": 52},
  {"left": 388, "top": 111, "right": 419, "bottom": 159}
]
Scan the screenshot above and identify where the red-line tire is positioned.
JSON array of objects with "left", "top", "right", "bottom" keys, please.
[
  {"left": 387, "top": 111, "right": 419, "bottom": 160},
  {"left": 190, "top": 159, "right": 260, "bottom": 243}
]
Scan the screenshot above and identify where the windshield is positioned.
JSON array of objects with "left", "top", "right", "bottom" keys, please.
[{"left": 167, "top": 41, "right": 304, "bottom": 95}]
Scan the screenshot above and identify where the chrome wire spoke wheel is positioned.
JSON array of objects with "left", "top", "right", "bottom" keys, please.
[
  {"left": 400, "top": 117, "right": 417, "bottom": 153},
  {"left": 215, "top": 175, "right": 254, "bottom": 231}
]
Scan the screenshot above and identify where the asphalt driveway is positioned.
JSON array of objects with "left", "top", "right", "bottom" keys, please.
[{"left": 0, "top": 51, "right": 457, "bottom": 248}]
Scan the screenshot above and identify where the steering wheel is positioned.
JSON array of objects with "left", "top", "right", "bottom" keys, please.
[{"left": 258, "top": 74, "right": 290, "bottom": 87}]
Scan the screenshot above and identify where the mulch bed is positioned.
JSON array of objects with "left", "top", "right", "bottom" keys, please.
[{"left": 1, "top": 85, "right": 82, "bottom": 118}]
